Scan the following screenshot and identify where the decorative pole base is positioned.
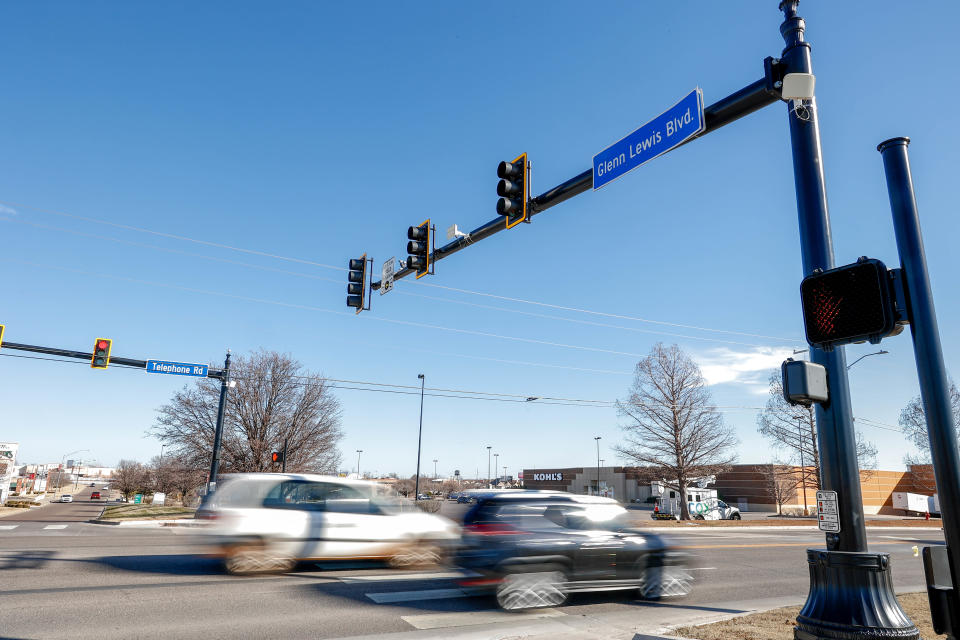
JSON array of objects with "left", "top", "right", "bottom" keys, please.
[{"left": 795, "top": 550, "right": 919, "bottom": 639}]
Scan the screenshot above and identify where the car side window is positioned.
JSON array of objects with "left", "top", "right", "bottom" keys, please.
[{"left": 263, "top": 481, "right": 374, "bottom": 513}]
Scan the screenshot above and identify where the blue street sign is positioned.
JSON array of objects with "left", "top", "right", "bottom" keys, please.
[
  {"left": 593, "top": 88, "right": 705, "bottom": 190},
  {"left": 145, "top": 360, "right": 209, "bottom": 377}
]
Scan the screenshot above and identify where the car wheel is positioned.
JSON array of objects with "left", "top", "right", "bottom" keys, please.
[
  {"left": 637, "top": 557, "right": 692, "bottom": 600},
  {"left": 694, "top": 514, "right": 704, "bottom": 521},
  {"left": 730, "top": 513, "right": 741, "bottom": 520},
  {"left": 496, "top": 566, "right": 568, "bottom": 611},
  {"left": 224, "top": 543, "right": 294, "bottom": 575},
  {"left": 389, "top": 543, "right": 442, "bottom": 568}
]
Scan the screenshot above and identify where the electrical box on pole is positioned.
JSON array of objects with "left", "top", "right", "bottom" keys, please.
[
  {"left": 497, "top": 153, "right": 528, "bottom": 229},
  {"left": 90, "top": 338, "right": 112, "bottom": 369},
  {"left": 346, "top": 254, "right": 370, "bottom": 313},
  {"left": 800, "top": 258, "right": 905, "bottom": 351},
  {"left": 407, "top": 220, "right": 432, "bottom": 279}
]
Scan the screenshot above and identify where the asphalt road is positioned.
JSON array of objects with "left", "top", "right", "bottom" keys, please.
[
  {"left": 5, "top": 485, "right": 112, "bottom": 522},
  {"left": 0, "top": 513, "right": 941, "bottom": 640}
]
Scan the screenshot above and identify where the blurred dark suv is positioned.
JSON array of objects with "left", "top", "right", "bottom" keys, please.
[{"left": 453, "top": 491, "right": 690, "bottom": 610}]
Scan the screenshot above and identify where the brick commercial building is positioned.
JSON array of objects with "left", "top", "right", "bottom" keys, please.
[{"left": 522, "top": 464, "right": 940, "bottom": 514}]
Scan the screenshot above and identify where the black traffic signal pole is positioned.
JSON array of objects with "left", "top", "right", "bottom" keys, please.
[
  {"left": 780, "top": 3, "right": 917, "bottom": 638},
  {"left": 370, "top": 66, "right": 781, "bottom": 291},
  {"left": 0, "top": 340, "right": 226, "bottom": 379},
  {"left": 879, "top": 137, "right": 960, "bottom": 636},
  {"left": 207, "top": 350, "right": 231, "bottom": 494}
]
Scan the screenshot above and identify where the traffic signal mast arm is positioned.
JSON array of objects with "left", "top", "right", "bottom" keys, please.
[
  {"left": 0, "top": 340, "right": 227, "bottom": 379},
  {"left": 371, "top": 61, "right": 783, "bottom": 292}
]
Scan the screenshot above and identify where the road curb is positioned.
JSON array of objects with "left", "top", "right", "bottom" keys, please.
[
  {"left": 87, "top": 519, "right": 121, "bottom": 525},
  {"left": 87, "top": 518, "right": 198, "bottom": 527}
]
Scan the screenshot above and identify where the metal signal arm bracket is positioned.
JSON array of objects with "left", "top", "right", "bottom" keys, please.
[{"left": 887, "top": 267, "right": 910, "bottom": 333}]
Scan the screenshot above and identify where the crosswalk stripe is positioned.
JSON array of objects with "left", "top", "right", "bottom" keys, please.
[
  {"left": 340, "top": 571, "right": 467, "bottom": 583},
  {"left": 402, "top": 608, "right": 565, "bottom": 630},
  {"left": 366, "top": 588, "right": 468, "bottom": 604},
  {"left": 43, "top": 525, "right": 68, "bottom": 530},
  {"left": 0, "top": 525, "right": 19, "bottom": 531}
]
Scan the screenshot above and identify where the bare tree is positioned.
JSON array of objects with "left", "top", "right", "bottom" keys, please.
[
  {"left": 615, "top": 343, "right": 738, "bottom": 521},
  {"left": 757, "top": 371, "right": 878, "bottom": 489},
  {"left": 899, "top": 381, "right": 960, "bottom": 466},
  {"left": 113, "top": 460, "right": 151, "bottom": 501},
  {"left": 766, "top": 466, "right": 802, "bottom": 515},
  {"left": 150, "top": 350, "right": 344, "bottom": 478}
]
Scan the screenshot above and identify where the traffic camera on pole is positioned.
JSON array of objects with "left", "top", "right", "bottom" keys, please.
[
  {"left": 407, "top": 219, "right": 432, "bottom": 279},
  {"left": 346, "top": 253, "right": 370, "bottom": 314},
  {"left": 800, "top": 257, "right": 905, "bottom": 351},
  {"left": 497, "top": 153, "right": 529, "bottom": 229},
  {"left": 91, "top": 338, "right": 112, "bottom": 369}
]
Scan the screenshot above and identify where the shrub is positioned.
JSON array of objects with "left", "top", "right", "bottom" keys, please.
[{"left": 415, "top": 499, "right": 441, "bottom": 513}]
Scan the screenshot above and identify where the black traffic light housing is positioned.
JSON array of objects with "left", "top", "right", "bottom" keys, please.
[
  {"left": 407, "top": 219, "right": 433, "bottom": 279},
  {"left": 271, "top": 451, "right": 284, "bottom": 464},
  {"left": 497, "top": 153, "right": 529, "bottom": 229},
  {"left": 800, "top": 257, "right": 905, "bottom": 351},
  {"left": 91, "top": 338, "right": 112, "bottom": 369},
  {"left": 346, "top": 254, "right": 370, "bottom": 314}
]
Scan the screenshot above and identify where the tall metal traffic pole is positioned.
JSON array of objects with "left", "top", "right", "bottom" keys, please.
[
  {"left": 282, "top": 438, "right": 288, "bottom": 473},
  {"left": 879, "top": 137, "right": 960, "bottom": 628},
  {"left": 781, "top": 3, "right": 917, "bottom": 638},
  {"left": 207, "top": 350, "right": 231, "bottom": 494},
  {"left": 414, "top": 374, "right": 425, "bottom": 500},
  {"left": 595, "top": 436, "right": 602, "bottom": 496}
]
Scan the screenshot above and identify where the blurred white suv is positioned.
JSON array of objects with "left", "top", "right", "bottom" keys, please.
[{"left": 196, "top": 474, "right": 460, "bottom": 574}]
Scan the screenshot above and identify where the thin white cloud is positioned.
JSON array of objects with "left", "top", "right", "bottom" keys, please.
[
  {"left": 696, "top": 346, "right": 794, "bottom": 388},
  {"left": 0, "top": 205, "right": 16, "bottom": 216}
]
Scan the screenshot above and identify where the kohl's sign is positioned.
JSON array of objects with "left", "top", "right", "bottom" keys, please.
[{"left": 532, "top": 473, "right": 563, "bottom": 481}]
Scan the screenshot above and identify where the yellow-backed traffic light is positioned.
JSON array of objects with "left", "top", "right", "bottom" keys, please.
[
  {"left": 91, "top": 338, "right": 112, "bottom": 369},
  {"left": 407, "top": 220, "right": 431, "bottom": 279},
  {"left": 497, "top": 153, "right": 528, "bottom": 229},
  {"left": 346, "top": 254, "right": 368, "bottom": 313}
]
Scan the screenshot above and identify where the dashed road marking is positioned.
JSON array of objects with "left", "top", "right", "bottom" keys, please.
[
  {"left": 0, "top": 525, "right": 19, "bottom": 531},
  {"left": 43, "top": 525, "right": 68, "bottom": 530}
]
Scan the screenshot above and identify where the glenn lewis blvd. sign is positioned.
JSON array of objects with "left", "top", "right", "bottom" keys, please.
[
  {"left": 593, "top": 88, "right": 705, "bottom": 190},
  {"left": 145, "top": 360, "right": 209, "bottom": 377}
]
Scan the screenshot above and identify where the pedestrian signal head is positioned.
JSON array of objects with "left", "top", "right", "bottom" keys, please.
[{"left": 800, "top": 258, "right": 899, "bottom": 351}]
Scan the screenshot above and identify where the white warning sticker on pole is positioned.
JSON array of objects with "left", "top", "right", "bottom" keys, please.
[{"left": 816, "top": 490, "right": 840, "bottom": 532}]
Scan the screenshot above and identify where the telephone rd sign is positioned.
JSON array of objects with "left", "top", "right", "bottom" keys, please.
[
  {"left": 145, "top": 360, "right": 209, "bottom": 377},
  {"left": 593, "top": 88, "right": 705, "bottom": 190},
  {"left": 816, "top": 490, "right": 840, "bottom": 533}
]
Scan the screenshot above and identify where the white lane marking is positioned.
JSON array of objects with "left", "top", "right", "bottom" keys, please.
[
  {"left": 366, "top": 588, "right": 469, "bottom": 604},
  {"left": 402, "top": 608, "right": 565, "bottom": 630},
  {"left": 340, "top": 571, "right": 467, "bottom": 583},
  {"left": 689, "top": 567, "right": 717, "bottom": 570},
  {"left": 0, "top": 525, "right": 19, "bottom": 531},
  {"left": 43, "top": 525, "right": 68, "bottom": 530},
  {"left": 879, "top": 535, "right": 919, "bottom": 541}
]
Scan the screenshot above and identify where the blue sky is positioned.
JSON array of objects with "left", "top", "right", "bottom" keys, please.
[{"left": 1, "top": 2, "right": 957, "bottom": 477}]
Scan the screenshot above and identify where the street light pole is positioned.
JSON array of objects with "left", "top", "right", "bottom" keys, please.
[
  {"left": 797, "top": 418, "right": 808, "bottom": 516},
  {"left": 414, "top": 374, "right": 425, "bottom": 500},
  {"left": 846, "top": 350, "right": 889, "bottom": 370},
  {"left": 486, "top": 446, "right": 492, "bottom": 488},
  {"left": 594, "top": 437, "right": 602, "bottom": 496},
  {"left": 157, "top": 444, "right": 166, "bottom": 491},
  {"left": 433, "top": 459, "right": 438, "bottom": 480},
  {"left": 356, "top": 449, "right": 362, "bottom": 478},
  {"left": 493, "top": 453, "right": 499, "bottom": 485}
]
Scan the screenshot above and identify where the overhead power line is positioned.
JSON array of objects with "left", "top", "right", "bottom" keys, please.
[{"left": 1, "top": 198, "right": 801, "bottom": 345}]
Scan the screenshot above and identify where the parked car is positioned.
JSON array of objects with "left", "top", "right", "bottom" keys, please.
[
  {"left": 454, "top": 491, "right": 691, "bottom": 610},
  {"left": 89, "top": 483, "right": 96, "bottom": 487},
  {"left": 60, "top": 495, "right": 73, "bottom": 503},
  {"left": 196, "top": 473, "right": 460, "bottom": 575},
  {"left": 91, "top": 491, "right": 101, "bottom": 500},
  {"left": 457, "top": 494, "right": 475, "bottom": 504}
]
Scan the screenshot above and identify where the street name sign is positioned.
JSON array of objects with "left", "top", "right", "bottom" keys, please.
[
  {"left": 816, "top": 490, "right": 840, "bottom": 532},
  {"left": 145, "top": 360, "right": 209, "bottom": 377},
  {"left": 593, "top": 88, "right": 705, "bottom": 190}
]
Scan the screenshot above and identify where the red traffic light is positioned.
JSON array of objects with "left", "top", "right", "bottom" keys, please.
[
  {"left": 800, "top": 259, "right": 900, "bottom": 350},
  {"left": 91, "top": 338, "right": 112, "bottom": 369}
]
